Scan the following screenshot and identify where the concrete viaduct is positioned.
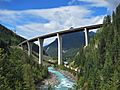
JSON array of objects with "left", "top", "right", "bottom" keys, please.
[{"left": 19, "top": 24, "right": 103, "bottom": 65}]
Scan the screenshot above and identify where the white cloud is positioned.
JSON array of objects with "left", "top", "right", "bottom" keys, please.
[
  {"left": 78, "top": 0, "right": 109, "bottom": 7},
  {"left": 35, "top": 37, "right": 56, "bottom": 46},
  {"left": 70, "top": 0, "right": 120, "bottom": 12},
  {"left": 0, "top": 6, "right": 104, "bottom": 45}
]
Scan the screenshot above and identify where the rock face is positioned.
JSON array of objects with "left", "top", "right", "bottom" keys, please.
[{"left": 44, "top": 31, "right": 95, "bottom": 59}]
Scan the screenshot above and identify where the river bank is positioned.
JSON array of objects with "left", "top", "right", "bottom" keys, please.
[
  {"left": 41, "top": 72, "right": 59, "bottom": 86},
  {"left": 54, "top": 66, "right": 77, "bottom": 82},
  {"left": 36, "top": 72, "right": 58, "bottom": 89},
  {"left": 58, "top": 69, "right": 77, "bottom": 82},
  {"left": 36, "top": 66, "right": 76, "bottom": 89}
]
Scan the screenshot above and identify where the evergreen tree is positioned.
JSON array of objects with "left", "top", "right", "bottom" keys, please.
[{"left": 73, "top": 4, "right": 120, "bottom": 90}]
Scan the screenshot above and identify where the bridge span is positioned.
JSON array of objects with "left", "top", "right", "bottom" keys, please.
[{"left": 19, "top": 24, "right": 103, "bottom": 65}]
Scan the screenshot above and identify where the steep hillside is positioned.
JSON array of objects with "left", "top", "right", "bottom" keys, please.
[
  {"left": 45, "top": 31, "right": 95, "bottom": 59},
  {"left": 0, "top": 24, "right": 48, "bottom": 89},
  {"left": 71, "top": 4, "right": 120, "bottom": 90},
  {"left": 0, "top": 24, "right": 25, "bottom": 46},
  {"left": 0, "top": 24, "right": 47, "bottom": 55},
  {"left": 0, "top": 46, "right": 48, "bottom": 90}
]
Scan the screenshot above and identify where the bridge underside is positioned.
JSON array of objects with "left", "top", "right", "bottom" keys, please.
[{"left": 19, "top": 24, "right": 103, "bottom": 65}]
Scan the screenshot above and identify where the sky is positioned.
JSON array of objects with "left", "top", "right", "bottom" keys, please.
[{"left": 0, "top": 0, "right": 120, "bottom": 45}]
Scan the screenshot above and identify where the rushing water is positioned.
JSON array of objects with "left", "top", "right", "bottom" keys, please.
[{"left": 48, "top": 67, "right": 75, "bottom": 90}]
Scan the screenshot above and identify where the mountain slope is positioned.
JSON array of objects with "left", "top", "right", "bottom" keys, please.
[
  {"left": 0, "top": 24, "right": 47, "bottom": 55},
  {"left": 0, "top": 24, "right": 25, "bottom": 46},
  {"left": 71, "top": 4, "right": 120, "bottom": 90},
  {"left": 45, "top": 31, "right": 95, "bottom": 59},
  {"left": 0, "top": 24, "right": 48, "bottom": 89}
]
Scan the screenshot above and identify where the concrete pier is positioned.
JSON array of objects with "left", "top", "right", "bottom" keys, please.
[
  {"left": 27, "top": 41, "right": 33, "bottom": 56},
  {"left": 38, "top": 38, "right": 44, "bottom": 65},
  {"left": 57, "top": 33, "right": 62, "bottom": 65},
  {"left": 84, "top": 28, "right": 89, "bottom": 46}
]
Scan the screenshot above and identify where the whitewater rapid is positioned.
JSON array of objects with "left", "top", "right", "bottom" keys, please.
[{"left": 48, "top": 67, "right": 75, "bottom": 90}]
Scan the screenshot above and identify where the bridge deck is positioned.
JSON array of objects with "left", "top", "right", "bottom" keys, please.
[{"left": 19, "top": 24, "right": 103, "bottom": 45}]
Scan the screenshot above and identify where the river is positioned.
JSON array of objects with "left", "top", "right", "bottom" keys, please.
[{"left": 39, "top": 67, "right": 75, "bottom": 90}]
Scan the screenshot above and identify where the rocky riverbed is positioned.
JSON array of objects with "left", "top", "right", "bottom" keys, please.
[
  {"left": 59, "top": 70, "right": 77, "bottom": 82},
  {"left": 42, "top": 72, "right": 59, "bottom": 86},
  {"left": 36, "top": 67, "right": 75, "bottom": 90}
]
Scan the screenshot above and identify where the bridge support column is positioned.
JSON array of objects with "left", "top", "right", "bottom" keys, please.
[
  {"left": 57, "top": 33, "right": 62, "bottom": 65},
  {"left": 27, "top": 42, "right": 33, "bottom": 56},
  {"left": 84, "top": 28, "right": 89, "bottom": 47},
  {"left": 38, "top": 38, "right": 44, "bottom": 65}
]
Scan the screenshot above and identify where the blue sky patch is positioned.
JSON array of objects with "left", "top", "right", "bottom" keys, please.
[
  {"left": 0, "top": 0, "right": 70, "bottom": 10},
  {"left": 0, "top": 0, "right": 119, "bottom": 45},
  {"left": 90, "top": 7, "right": 107, "bottom": 16}
]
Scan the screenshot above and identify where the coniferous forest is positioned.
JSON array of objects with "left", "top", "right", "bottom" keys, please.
[
  {"left": 72, "top": 4, "right": 120, "bottom": 90},
  {"left": 0, "top": 24, "right": 48, "bottom": 89}
]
